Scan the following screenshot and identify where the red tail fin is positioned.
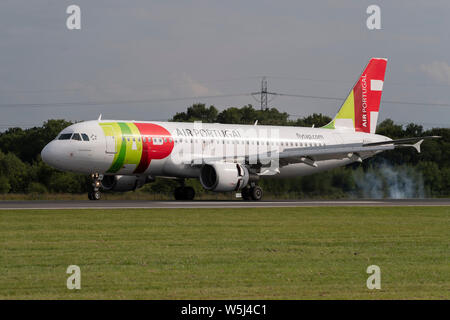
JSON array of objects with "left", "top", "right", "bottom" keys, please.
[{"left": 323, "top": 58, "right": 387, "bottom": 133}]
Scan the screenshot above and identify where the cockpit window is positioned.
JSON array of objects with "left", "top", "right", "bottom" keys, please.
[
  {"left": 72, "top": 133, "right": 82, "bottom": 141},
  {"left": 81, "top": 133, "right": 89, "bottom": 141},
  {"left": 58, "top": 133, "right": 73, "bottom": 140}
]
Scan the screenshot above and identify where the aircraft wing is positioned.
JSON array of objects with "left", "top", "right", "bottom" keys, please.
[
  {"left": 362, "top": 136, "right": 440, "bottom": 153},
  {"left": 189, "top": 136, "right": 441, "bottom": 172},
  {"left": 269, "top": 135, "right": 441, "bottom": 170}
]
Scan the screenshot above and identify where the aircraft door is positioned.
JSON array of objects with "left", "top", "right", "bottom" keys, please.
[
  {"left": 106, "top": 136, "right": 116, "bottom": 153},
  {"left": 103, "top": 125, "right": 117, "bottom": 154}
]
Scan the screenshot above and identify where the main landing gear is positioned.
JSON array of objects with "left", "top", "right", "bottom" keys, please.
[
  {"left": 174, "top": 180, "right": 195, "bottom": 200},
  {"left": 88, "top": 173, "right": 103, "bottom": 201},
  {"left": 241, "top": 184, "right": 263, "bottom": 201}
]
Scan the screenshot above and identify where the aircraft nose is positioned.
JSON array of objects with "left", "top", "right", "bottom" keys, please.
[{"left": 41, "top": 141, "right": 59, "bottom": 168}]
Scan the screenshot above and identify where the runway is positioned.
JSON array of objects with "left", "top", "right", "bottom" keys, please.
[{"left": 0, "top": 199, "right": 449, "bottom": 210}]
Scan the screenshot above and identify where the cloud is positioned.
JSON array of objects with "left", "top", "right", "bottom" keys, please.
[
  {"left": 420, "top": 61, "right": 450, "bottom": 85},
  {"left": 175, "top": 74, "right": 221, "bottom": 97}
]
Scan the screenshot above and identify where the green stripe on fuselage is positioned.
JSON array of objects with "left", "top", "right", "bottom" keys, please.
[
  {"left": 121, "top": 122, "right": 142, "bottom": 168},
  {"left": 100, "top": 122, "right": 143, "bottom": 173}
]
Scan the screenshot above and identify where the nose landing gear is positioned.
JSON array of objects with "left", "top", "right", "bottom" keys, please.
[
  {"left": 88, "top": 190, "right": 101, "bottom": 200},
  {"left": 88, "top": 173, "right": 103, "bottom": 201}
]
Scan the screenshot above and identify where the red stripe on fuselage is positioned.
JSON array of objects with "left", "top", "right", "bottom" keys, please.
[{"left": 133, "top": 123, "right": 174, "bottom": 174}]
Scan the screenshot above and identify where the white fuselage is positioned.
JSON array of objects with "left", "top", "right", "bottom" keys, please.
[{"left": 41, "top": 120, "right": 388, "bottom": 179}]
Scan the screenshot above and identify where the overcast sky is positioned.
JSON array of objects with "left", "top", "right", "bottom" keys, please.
[{"left": 0, "top": 0, "right": 449, "bottom": 129}]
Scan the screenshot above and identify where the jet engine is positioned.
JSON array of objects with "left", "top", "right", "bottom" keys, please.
[
  {"left": 200, "top": 162, "right": 250, "bottom": 192},
  {"left": 101, "top": 175, "right": 147, "bottom": 192}
]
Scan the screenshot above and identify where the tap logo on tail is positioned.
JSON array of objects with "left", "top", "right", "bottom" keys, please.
[{"left": 323, "top": 58, "right": 387, "bottom": 134}]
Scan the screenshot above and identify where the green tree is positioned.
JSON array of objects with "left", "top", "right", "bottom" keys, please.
[
  {"left": 293, "top": 113, "right": 332, "bottom": 127},
  {"left": 0, "top": 119, "right": 72, "bottom": 163},
  {"left": 27, "top": 182, "right": 48, "bottom": 194},
  {"left": 0, "top": 176, "right": 11, "bottom": 194},
  {"left": 0, "top": 151, "right": 31, "bottom": 192},
  {"left": 376, "top": 119, "right": 404, "bottom": 138},
  {"left": 172, "top": 104, "right": 218, "bottom": 122}
]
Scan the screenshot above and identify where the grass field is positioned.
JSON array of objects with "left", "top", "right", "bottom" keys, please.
[{"left": 0, "top": 206, "right": 448, "bottom": 299}]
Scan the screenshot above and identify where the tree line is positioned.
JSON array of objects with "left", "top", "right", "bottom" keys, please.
[{"left": 0, "top": 104, "right": 448, "bottom": 198}]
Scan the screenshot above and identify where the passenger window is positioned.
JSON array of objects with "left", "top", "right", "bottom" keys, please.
[
  {"left": 81, "top": 133, "right": 89, "bottom": 141},
  {"left": 58, "top": 133, "right": 73, "bottom": 140},
  {"left": 72, "top": 133, "right": 82, "bottom": 141}
]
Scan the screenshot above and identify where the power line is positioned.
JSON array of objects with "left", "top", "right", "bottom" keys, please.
[
  {"left": 0, "top": 81, "right": 450, "bottom": 110},
  {"left": 0, "top": 93, "right": 252, "bottom": 108},
  {"left": 273, "top": 92, "right": 450, "bottom": 108}
]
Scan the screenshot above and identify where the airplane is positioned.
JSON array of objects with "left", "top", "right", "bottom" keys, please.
[{"left": 41, "top": 58, "right": 439, "bottom": 201}]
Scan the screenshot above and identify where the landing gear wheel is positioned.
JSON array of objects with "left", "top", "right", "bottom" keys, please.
[
  {"left": 93, "top": 191, "right": 101, "bottom": 200},
  {"left": 250, "top": 186, "right": 263, "bottom": 201},
  {"left": 88, "top": 191, "right": 101, "bottom": 200},
  {"left": 88, "top": 173, "right": 103, "bottom": 201},
  {"left": 241, "top": 187, "right": 251, "bottom": 201},
  {"left": 174, "top": 186, "right": 195, "bottom": 200},
  {"left": 174, "top": 187, "right": 183, "bottom": 200},
  {"left": 184, "top": 186, "right": 195, "bottom": 200}
]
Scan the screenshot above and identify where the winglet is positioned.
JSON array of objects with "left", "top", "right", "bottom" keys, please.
[{"left": 412, "top": 139, "right": 423, "bottom": 153}]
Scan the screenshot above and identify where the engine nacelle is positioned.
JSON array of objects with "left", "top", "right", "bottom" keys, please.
[
  {"left": 200, "top": 162, "right": 250, "bottom": 192},
  {"left": 101, "top": 175, "right": 147, "bottom": 192}
]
